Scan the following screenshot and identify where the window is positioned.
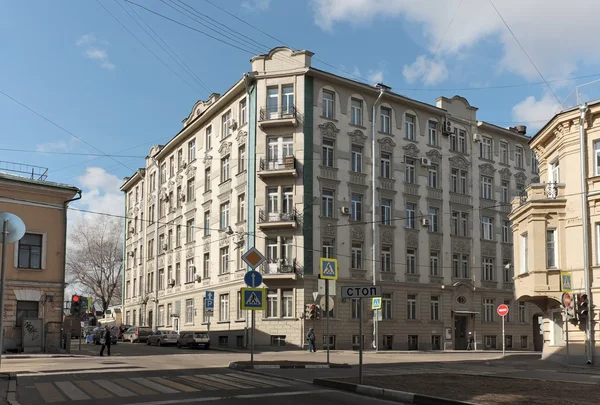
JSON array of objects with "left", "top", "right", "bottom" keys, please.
[
  {"left": 380, "top": 107, "right": 391, "bottom": 133},
  {"left": 407, "top": 295, "right": 417, "bottom": 320},
  {"left": 267, "top": 87, "right": 278, "bottom": 117},
  {"left": 236, "top": 291, "right": 245, "bottom": 320},
  {"left": 516, "top": 183, "right": 524, "bottom": 195},
  {"left": 503, "top": 259, "right": 512, "bottom": 283},
  {"left": 150, "top": 172, "right": 156, "bottom": 192},
  {"left": 238, "top": 145, "right": 246, "bottom": 173},
  {"left": 220, "top": 155, "right": 230, "bottom": 182},
  {"left": 451, "top": 211, "right": 468, "bottom": 236},
  {"left": 350, "top": 98, "right": 362, "bottom": 126},
  {"left": 381, "top": 246, "right": 392, "bottom": 272},
  {"left": 429, "top": 207, "right": 439, "bottom": 232},
  {"left": 501, "top": 181, "right": 509, "bottom": 203},
  {"left": 347, "top": 145, "right": 362, "bottom": 173},
  {"left": 430, "top": 296, "right": 440, "bottom": 321},
  {"left": 267, "top": 290, "right": 278, "bottom": 318},
  {"left": 505, "top": 335, "right": 513, "bottom": 349},
  {"left": 323, "top": 90, "right": 335, "bottom": 118},
  {"left": 380, "top": 152, "right": 391, "bottom": 178},
  {"left": 452, "top": 254, "right": 470, "bottom": 278},
  {"left": 177, "top": 149, "right": 183, "bottom": 170},
  {"left": 428, "top": 120, "right": 438, "bottom": 146},
  {"left": 483, "top": 257, "right": 494, "bottom": 281},
  {"left": 282, "top": 85, "right": 294, "bottom": 114},
  {"left": 203, "top": 253, "right": 210, "bottom": 279},
  {"left": 188, "top": 139, "right": 196, "bottom": 162},
  {"left": 186, "top": 259, "right": 195, "bottom": 283},
  {"left": 521, "top": 336, "right": 528, "bottom": 348},
  {"left": 515, "top": 146, "right": 524, "bottom": 168},
  {"left": 405, "top": 114, "right": 415, "bottom": 140},
  {"left": 148, "top": 238, "right": 154, "bottom": 260},
  {"left": 406, "top": 203, "right": 416, "bottom": 229},
  {"left": 322, "top": 239, "right": 335, "bottom": 259},
  {"left": 428, "top": 164, "right": 438, "bottom": 188},
  {"left": 382, "top": 293, "right": 392, "bottom": 320},
  {"left": 480, "top": 175, "right": 493, "bottom": 199},
  {"left": 237, "top": 194, "right": 245, "bottom": 222},
  {"left": 596, "top": 223, "right": 600, "bottom": 265},
  {"left": 176, "top": 225, "right": 181, "bottom": 247},
  {"left": 175, "top": 262, "right": 181, "bottom": 285},
  {"left": 158, "top": 269, "right": 165, "bottom": 290},
  {"left": 186, "top": 219, "right": 195, "bottom": 243},
  {"left": 322, "top": 189, "right": 334, "bottom": 217},
  {"left": 499, "top": 141, "right": 508, "bottom": 164},
  {"left": 322, "top": 139, "right": 334, "bottom": 166},
  {"left": 220, "top": 202, "right": 230, "bottom": 229},
  {"left": 520, "top": 233, "right": 528, "bottom": 274},
  {"left": 219, "top": 294, "right": 229, "bottom": 321},
  {"left": 504, "top": 300, "right": 512, "bottom": 323},
  {"left": 202, "top": 211, "right": 210, "bottom": 236},
  {"left": 169, "top": 156, "right": 174, "bottom": 177},
  {"left": 381, "top": 199, "right": 392, "bottom": 225},
  {"left": 185, "top": 299, "right": 193, "bottom": 324},
  {"left": 449, "top": 130, "right": 457, "bottom": 151},
  {"left": 282, "top": 290, "right": 293, "bottom": 318},
  {"left": 480, "top": 137, "right": 492, "bottom": 160},
  {"left": 160, "top": 162, "right": 167, "bottom": 184},
  {"left": 406, "top": 249, "right": 417, "bottom": 274},
  {"left": 405, "top": 158, "right": 415, "bottom": 183},
  {"left": 222, "top": 110, "right": 232, "bottom": 139},
  {"left": 158, "top": 305, "right": 164, "bottom": 326},
  {"left": 16, "top": 301, "right": 38, "bottom": 327},
  {"left": 220, "top": 247, "right": 229, "bottom": 274},
  {"left": 167, "top": 265, "right": 172, "bottom": 284},
  {"left": 546, "top": 228, "right": 557, "bottom": 268},
  {"left": 450, "top": 169, "right": 468, "bottom": 194},
  {"left": 408, "top": 335, "right": 419, "bottom": 350},
  {"left": 126, "top": 280, "right": 131, "bottom": 298},
  {"left": 205, "top": 126, "right": 212, "bottom": 150},
  {"left": 484, "top": 299, "right": 495, "bottom": 322},
  {"left": 351, "top": 193, "right": 362, "bottom": 221},
  {"left": 532, "top": 152, "right": 539, "bottom": 174},
  {"left": 502, "top": 220, "right": 510, "bottom": 243},
  {"left": 430, "top": 251, "right": 440, "bottom": 276},
  {"left": 351, "top": 242, "right": 362, "bottom": 269},
  {"left": 239, "top": 98, "right": 247, "bottom": 125},
  {"left": 351, "top": 298, "right": 360, "bottom": 319},
  {"left": 549, "top": 160, "right": 560, "bottom": 182},
  {"left": 481, "top": 217, "right": 493, "bottom": 240},
  {"left": 518, "top": 301, "right": 526, "bottom": 323},
  {"left": 17, "top": 233, "right": 43, "bottom": 269},
  {"left": 187, "top": 178, "right": 195, "bottom": 202},
  {"left": 204, "top": 168, "right": 211, "bottom": 193}
]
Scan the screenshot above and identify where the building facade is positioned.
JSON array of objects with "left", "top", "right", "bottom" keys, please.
[
  {"left": 0, "top": 168, "right": 80, "bottom": 353},
  {"left": 122, "top": 47, "right": 539, "bottom": 351},
  {"left": 511, "top": 101, "right": 600, "bottom": 364}
]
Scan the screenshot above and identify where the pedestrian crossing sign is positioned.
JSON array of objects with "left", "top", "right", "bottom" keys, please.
[
  {"left": 241, "top": 288, "right": 266, "bottom": 311},
  {"left": 372, "top": 297, "right": 382, "bottom": 310},
  {"left": 561, "top": 271, "right": 572, "bottom": 292},
  {"left": 319, "top": 258, "right": 338, "bottom": 280}
]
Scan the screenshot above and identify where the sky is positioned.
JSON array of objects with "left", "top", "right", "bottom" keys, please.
[{"left": 2, "top": 0, "right": 600, "bottom": 220}]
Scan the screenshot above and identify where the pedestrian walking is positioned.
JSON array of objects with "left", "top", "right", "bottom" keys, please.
[
  {"left": 99, "top": 326, "right": 111, "bottom": 356},
  {"left": 307, "top": 328, "right": 316, "bottom": 353},
  {"left": 467, "top": 332, "right": 474, "bottom": 351}
]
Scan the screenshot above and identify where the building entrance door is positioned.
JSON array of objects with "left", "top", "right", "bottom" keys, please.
[{"left": 454, "top": 315, "right": 468, "bottom": 350}]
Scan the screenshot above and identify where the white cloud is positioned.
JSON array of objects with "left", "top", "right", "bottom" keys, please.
[
  {"left": 242, "top": 0, "right": 270, "bottom": 11},
  {"left": 36, "top": 136, "right": 80, "bottom": 153},
  {"left": 76, "top": 33, "right": 115, "bottom": 70},
  {"left": 402, "top": 55, "right": 448, "bottom": 86},
  {"left": 367, "top": 70, "right": 384, "bottom": 85},
  {"left": 512, "top": 93, "right": 562, "bottom": 131},
  {"left": 74, "top": 167, "right": 124, "bottom": 219},
  {"left": 311, "top": 0, "right": 600, "bottom": 81}
]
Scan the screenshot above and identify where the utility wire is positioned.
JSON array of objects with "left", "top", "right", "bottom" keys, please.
[{"left": 0, "top": 148, "right": 144, "bottom": 158}]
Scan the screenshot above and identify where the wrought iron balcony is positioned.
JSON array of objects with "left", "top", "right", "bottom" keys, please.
[
  {"left": 259, "top": 104, "right": 299, "bottom": 127},
  {"left": 260, "top": 259, "right": 297, "bottom": 278},
  {"left": 257, "top": 155, "right": 297, "bottom": 178},
  {"left": 258, "top": 209, "right": 298, "bottom": 229}
]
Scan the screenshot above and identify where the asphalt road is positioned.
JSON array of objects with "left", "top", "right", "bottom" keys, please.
[{"left": 69, "top": 338, "right": 192, "bottom": 357}]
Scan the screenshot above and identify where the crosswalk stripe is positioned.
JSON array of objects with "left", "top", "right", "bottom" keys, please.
[
  {"left": 131, "top": 377, "right": 179, "bottom": 394},
  {"left": 226, "top": 372, "right": 290, "bottom": 387},
  {"left": 55, "top": 381, "right": 90, "bottom": 401},
  {"left": 218, "top": 374, "right": 270, "bottom": 388},
  {"left": 116, "top": 379, "right": 158, "bottom": 396},
  {"left": 199, "top": 374, "right": 254, "bottom": 389},
  {"left": 187, "top": 375, "right": 238, "bottom": 390},
  {"left": 75, "top": 380, "right": 114, "bottom": 399},
  {"left": 177, "top": 375, "right": 220, "bottom": 391},
  {"left": 95, "top": 379, "right": 136, "bottom": 397},
  {"left": 148, "top": 377, "right": 198, "bottom": 392},
  {"left": 34, "top": 383, "right": 65, "bottom": 403}
]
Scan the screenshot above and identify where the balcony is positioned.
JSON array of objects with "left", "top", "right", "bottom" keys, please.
[
  {"left": 257, "top": 156, "right": 297, "bottom": 179},
  {"left": 258, "top": 209, "right": 298, "bottom": 230},
  {"left": 259, "top": 105, "right": 299, "bottom": 128},
  {"left": 260, "top": 259, "right": 298, "bottom": 280}
]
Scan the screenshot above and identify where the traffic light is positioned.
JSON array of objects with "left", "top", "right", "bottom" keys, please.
[
  {"left": 308, "top": 304, "right": 316, "bottom": 319},
  {"left": 578, "top": 294, "right": 589, "bottom": 318},
  {"left": 70, "top": 295, "right": 80, "bottom": 316},
  {"left": 315, "top": 305, "right": 321, "bottom": 320}
]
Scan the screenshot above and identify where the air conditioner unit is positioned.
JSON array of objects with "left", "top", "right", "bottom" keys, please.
[
  {"left": 420, "top": 157, "right": 432, "bottom": 167},
  {"left": 473, "top": 133, "right": 482, "bottom": 142},
  {"left": 421, "top": 218, "right": 430, "bottom": 227},
  {"left": 162, "top": 243, "right": 168, "bottom": 251},
  {"left": 341, "top": 206, "right": 350, "bottom": 215},
  {"left": 229, "top": 119, "right": 238, "bottom": 130},
  {"left": 442, "top": 119, "right": 453, "bottom": 135},
  {"left": 168, "top": 279, "right": 175, "bottom": 287},
  {"left": 179, "top": 194, "right": 186, "bottom": 202},
  {"left": 195, "top": 274, "right": 202, "bottom": 283}
]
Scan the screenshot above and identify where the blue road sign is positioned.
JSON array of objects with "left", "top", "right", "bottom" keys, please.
[
  {"left": 244, "top": 270, "right": 263, "bottom": 288},
  {"left": 205, "top": 291, "right": 215, "bottom": 309},
  {"left": 319, "top": 258, "right": 338, "bottom": 280},
  {"left": 241, "top": 288, "right": 266, "bottom": 310}
]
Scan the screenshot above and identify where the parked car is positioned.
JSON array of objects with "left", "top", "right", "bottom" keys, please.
[
  {"left": 146, "top": 330, "right": 179, "bottom": 347},
  {"left": 176, "top": 331, "right": 210, "bottom": 349},
  {"left": 90, "top": 327, "right": 117, "bottom": 345},
  {"left": 123, "top": 326, "right": 153, "bottom": 343},
  {"left": 116, "top": 324, "right": 132, "bottom": 341},
  {"left": 81, "top": 326, "right": 95, "bottom": 338}
]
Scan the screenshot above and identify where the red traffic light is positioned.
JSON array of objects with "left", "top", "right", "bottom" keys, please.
[
  {"left": 310, "top": 304, "right": 316, "bottom": 310},
  {"left": 72, "top": 295, "right": 80, "bottom": 302}
]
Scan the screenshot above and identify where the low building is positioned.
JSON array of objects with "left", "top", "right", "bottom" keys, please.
[{"left": 0, "top": 163, "right": 80, "bottom": 353}]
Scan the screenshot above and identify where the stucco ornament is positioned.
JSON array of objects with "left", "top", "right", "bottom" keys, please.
[{"left": 319, "top": 122, "right": 339, "bottom": 139}]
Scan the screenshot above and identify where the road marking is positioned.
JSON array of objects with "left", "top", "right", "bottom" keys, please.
[
  {"left": 95, "top": 379, "right": 136, "bottom": 397},
  {"left": 177, "top": 375, "right": 220, "bottom": 391},
  {"left": 190, "top": 375, "right": 240, "bottom": 390},
  {"left": 148, "top": 377, "right": 199, "bottom": 392},
  {"left": 131, "top": 377, "right": 179, "bottom": 394},
  {"left": 116, "top": 379, "right": 159, "bottom": 396},
  {"left": 235, "top": 389, "right": 334, "bottom": 399},
  {"left": 74, "top": 380, "right": 114, "bottom": 398},
  {"left": 217, "top": 374, "right": 269, "bottom": 388},
  {"left": 227, "top": 372, "right": 290, "bottom": 387},
  {"left": 200, "top": 374, "right": 253, "bottom": 389},
  {"left": 55, "top": 381, "right": 90, "bottom": 401},
  {"left": 122, "top": 390, "right": 335, "bottom": 405},
  {"left": 33, "top": 383, "right": 65, "bottom": 403}
]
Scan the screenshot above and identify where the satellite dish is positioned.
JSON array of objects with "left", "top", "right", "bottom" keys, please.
[{"left": 0, "top": 212, "right": 26, "bottom": 244}]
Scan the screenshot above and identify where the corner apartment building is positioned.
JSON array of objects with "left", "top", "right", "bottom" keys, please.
[
  {"left": 0, "top": 164, "right": 80, "bottom": 353},
  {"left": 122, "top": 46, "right": 539, "bottom": 351},
  {"left": 511, "top": 101, "right": 600, "bottom": 364}
]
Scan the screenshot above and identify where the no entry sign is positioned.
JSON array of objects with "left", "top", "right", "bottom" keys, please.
[{"left": 497, "top": 304, "right": 509, "bottom": 317}]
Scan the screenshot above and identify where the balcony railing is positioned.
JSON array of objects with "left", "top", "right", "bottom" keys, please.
[
  {"left": 258, "top": 208, "right": 298, "bottom": 224},
  {"left": 259, "top": 104, "right": 298, "bottom": 122},
  {"left": 260, "top": 259, "right": 297, "bottom": 275},
  {"left": 259, "top": 155, "right": 296, "bottom": 171}
]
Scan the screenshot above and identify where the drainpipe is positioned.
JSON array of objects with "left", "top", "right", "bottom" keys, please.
[
  {"left": 578, "top": 103, "right": 593, "bottom": 364},
  {"left": 122, "top": 192, "right": 127, "bottom": 310},
  {"left": 371, "top": 84, "right": 387, "bottom": 351},
  {"left": 151, "top": 158, "right": 160, "bottom": 330},
  {"left": 61, "top": 189, "right": 82, "bottom": 350}
]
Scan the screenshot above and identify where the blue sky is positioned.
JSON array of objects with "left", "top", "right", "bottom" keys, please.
[{"left": 2, "top": 0, "right": 600, "bottom": 216}]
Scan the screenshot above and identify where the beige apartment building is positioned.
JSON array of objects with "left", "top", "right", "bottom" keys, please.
[
  {"left": 122, "top": 47, "right": 538, "bottom": 351},
  {"left": 511, "top": 101, "right": 600, "bottom": 364},
  {"left": 0, "top": 164, "right": 80, "bottom": 353}
]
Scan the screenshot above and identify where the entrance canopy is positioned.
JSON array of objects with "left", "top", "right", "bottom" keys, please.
[{"left": 452, "top": 310, "right": 480, "bottom": 315}]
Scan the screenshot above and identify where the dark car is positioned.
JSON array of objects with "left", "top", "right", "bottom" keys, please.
[{"left": 91, "top": 327, "right": 117, "bottom": 345}]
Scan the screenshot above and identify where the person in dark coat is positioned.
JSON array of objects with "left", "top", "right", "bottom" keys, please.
[
  {"left": 99, "top": 326, "right": 111, "bottom": 356},
  {"left": 307, "top": 328, "right": 316, "bottom": 353}
]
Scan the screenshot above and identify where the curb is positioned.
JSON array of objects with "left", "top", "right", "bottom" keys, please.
[
  {"left": 229, "top": 362, "right": 351, "bottom": 370},
  {"left": 4, "top": 373, "right": 20, "bottom": 405},
  {"left": 313, "top": 378, "right": 479, "bottom": 405},
  {"left": 2, "top": 355, "right": 87, "bottom": 359}
]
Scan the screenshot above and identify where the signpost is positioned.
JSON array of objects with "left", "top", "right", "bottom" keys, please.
[
  {"left": 241, "top": 247, "right": 266, "bottom": 367},
  {"left": 497, "top": 304, "right": 509, "bottom": 358},
  {"left": 342, "top": 285, "right": 382, "bottom": 384},
  {"left": 562, "top": 292, "right": 573, "bottom": 365},
  {"left": 205, "top": 291, "right": 215, "bottom": 333},
  {"left": 320, "top": 258, "right": 338, "bottom": 364}
]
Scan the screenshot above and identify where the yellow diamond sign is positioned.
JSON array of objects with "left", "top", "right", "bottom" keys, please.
[{"left": 242, "top": 247, "right": 266, "bottom": 269}]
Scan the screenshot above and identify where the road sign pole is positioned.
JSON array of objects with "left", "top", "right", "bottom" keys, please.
[
  {"left": 251, "top": 310, "right": 255, "bottom": 366},
  {"left": 325, "top": 279, "right": 330, "bottom": 364},
  {"left": 565, "top": 305, "right": 570, "bottom": 365},
  {"left": 502, "top": 314, "right": 505, "bottom": 358},
  {"left": 358, "top": 297, "right": 363, "bottom": 385}
]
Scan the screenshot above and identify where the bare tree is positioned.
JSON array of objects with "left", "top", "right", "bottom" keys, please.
[{"left": 66, "top": 216, "right": 123, "bottom": 311}]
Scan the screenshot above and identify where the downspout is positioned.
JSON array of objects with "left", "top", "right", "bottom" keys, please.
[
  {"left": 151, "top": 158, "right": 160, "bottom": 329},
  {"left": 61, "top": 189, "right": 82, "bottom": 350},
  {"left": 371, "top": 86, "right": 385, "bottom": 352},
  {"left": 122, "top": 193, "right": 126, "bottom": 309},
  {"left": 578, "top": 103, "right": 593, "bottom": 364}
]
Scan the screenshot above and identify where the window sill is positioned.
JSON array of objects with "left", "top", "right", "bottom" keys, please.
[
  {"left": 236, "top": 170, "right": 247, "bottom": 177},
  {"left": 320, "top": 115, "right": 338, "bottom": 122},
  {"left": 479, "top": 157, "right": 495, "bottom": 163},
  {"left": 235, "top": 319, "right": 246, "bottom": 323},
  {"left": 318, "top": 216, "right": 339, "bottom": 221},
  {"left": 202, "top": 235, "right": 211, "bottom": 240},
  {"left": 349, "top": 123, "right": 367, "bottom": 130},
  {"left": 404, "top": 137, "right": 418, "bottom": 143},
  {"left": 217, "top": 321, "right": 231, "bottom": 324},
  {"left": 218, "top": 179, "right": 232, "bottom": 187},
  {"left": 184, "top": 281, "right": 194, "bottom": 285},
  {"left": 16, "top": 267, "right": 43, "bottom": 271},
  {"left": 426, "top": 144, "right": 441, "bottom": 149},
  {"left": 378, "top": 130, "right": 393, "bottom": 136}
]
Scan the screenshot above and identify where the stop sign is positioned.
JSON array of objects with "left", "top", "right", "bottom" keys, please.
[{"left": 497, "top": 304, "right": 509, "bottom": 317}]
